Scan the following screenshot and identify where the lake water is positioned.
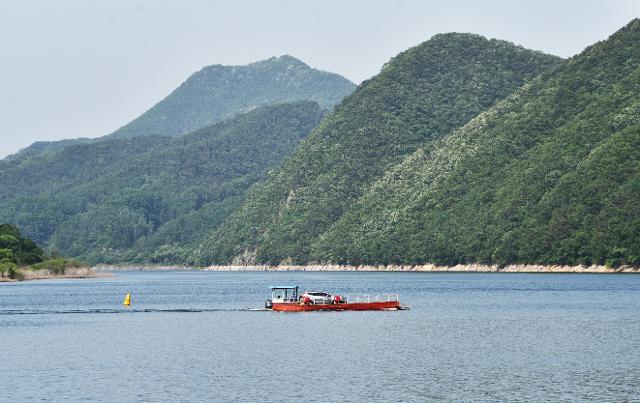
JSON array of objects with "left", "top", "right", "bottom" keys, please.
[{"left": 1, "top": 271, "right": 639, "bottom": 401}]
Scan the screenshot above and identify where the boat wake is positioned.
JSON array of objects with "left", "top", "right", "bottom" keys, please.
[{"left": 0, "top": 308, "right": 263, "bottom": 315}]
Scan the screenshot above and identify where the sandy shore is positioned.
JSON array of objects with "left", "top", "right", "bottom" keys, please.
[
  {"left": 94, "top": 263, "right": 639, "bottom": 273},
  {"left": 0, "top": 267, "right": 101, "bottom": 282}
]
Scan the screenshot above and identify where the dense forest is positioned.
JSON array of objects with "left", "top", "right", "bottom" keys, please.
[
  {"left": 311, "top": 19, "right": 640, "bottom": 268},
  {"left": 197, "top": 33, "right": 562, "bottom": 264},
  {"left": 0, "top": 102, "right": 325, "bottom": 263},
  {"left": 2, "top": 21, "right": 639, "bottom": 268}
]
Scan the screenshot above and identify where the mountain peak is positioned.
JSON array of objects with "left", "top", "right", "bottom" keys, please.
[
  {"left": 247, "top": 55, "right": 312, "bottom": 71},
  {"left": 416, "top": 31, "right": 552, "bottom": 57},
  {"left": 429, "top": 32, "right": 486, "bottom": 41},
  {"left": 378, "top": 31, "right": 562, "bottom": 84},
  {"left": 201, "top": 55, "right": 310, "bottom": 72},
  {"left": 105, "top": 56, "right": 355, "bottom": 140},
  {"left": 272, "top": 54, "right": 309, "bottom": 67}
]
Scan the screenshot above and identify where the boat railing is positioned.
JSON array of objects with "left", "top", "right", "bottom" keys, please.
[{"left": 346, "top": 294, "right": 399, "bottom": 303}]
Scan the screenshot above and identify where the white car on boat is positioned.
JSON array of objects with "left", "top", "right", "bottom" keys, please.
[{"left": 301, "top": 291, "right": 333, "bottom": 304}]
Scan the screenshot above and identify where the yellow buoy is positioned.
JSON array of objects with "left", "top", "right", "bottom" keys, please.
[{"left": 123, "top": 293, "right": 131, "bottom": 307}]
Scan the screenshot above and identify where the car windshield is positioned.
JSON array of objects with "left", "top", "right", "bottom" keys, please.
[{"left": 307, "top": 292, "right": 329, "bottom": 296}]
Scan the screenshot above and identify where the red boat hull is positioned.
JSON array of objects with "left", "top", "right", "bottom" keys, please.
[{"left": 271, "top": 300, "right": 401, "bottom": 311}]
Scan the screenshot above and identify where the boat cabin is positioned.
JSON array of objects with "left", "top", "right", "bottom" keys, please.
[{"left": 270, "top": 286, "right": 299, "bottom": 303}]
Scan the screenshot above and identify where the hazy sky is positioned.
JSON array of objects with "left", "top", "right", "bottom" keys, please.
[{"left": 1, "top": 0, "right": 639, "bottom": 158}]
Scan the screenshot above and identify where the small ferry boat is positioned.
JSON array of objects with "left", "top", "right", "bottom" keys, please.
[{"left": 265, "top": 286, "right": 407, "bottom": 311}]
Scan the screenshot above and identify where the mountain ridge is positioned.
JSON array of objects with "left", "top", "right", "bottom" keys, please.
[
  {"left": 5, "top": 55, "right": 354, "bottom": 160},
  {"left": 0, "top": 101, "right": 325, "bottom": 263},
  {"left": 5, "top": 22, "right": 638, "bottom": 268},
  {"left": 309, "top": 18, "right": 640, "bottom": 267},
  {"left": 106, "top": 55, "right": 355, "bottom": 140},
  {"left": 196, "top": 33, "right": 563, "bottom": 265}
]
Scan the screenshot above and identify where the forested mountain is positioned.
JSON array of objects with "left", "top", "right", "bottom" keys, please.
[
  {"left": 196, "top": 34, "right": 562, "bottom": 264},
  {"left": 4, "top": 22, "right": 636, "bottom": 268},
  {"left": 0, "top": 101, "right": 324, "bottom": 263},
  {"left": 107, "top": 55, "right": 355, "bottom": 140},
  {"left": 0, "top": 135, "right": 171, "bottom": 244},
  {"left": 0, "top": 136, "right": 170, "bottom": 198},
  {"left": 5, "top": 55, "right": 354, "bottom": 161},
  {"left": 313, "top": 19, "right": 640, "bottom": 267}
]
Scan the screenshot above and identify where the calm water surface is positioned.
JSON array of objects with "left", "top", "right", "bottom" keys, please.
[{"left": 1, "top": 271, "right": 639, "bottom": 401}]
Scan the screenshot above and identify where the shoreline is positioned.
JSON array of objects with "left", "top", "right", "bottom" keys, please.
[
  {"left": 93, "top": 263, "right": 639, "bottom": 273},
  {"left": 0, "top": 267, "right": 101, "bottom": 282}
]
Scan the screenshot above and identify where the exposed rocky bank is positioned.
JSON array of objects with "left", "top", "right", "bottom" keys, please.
[{"left": 93, "top": 263, "right": 639, "bottom": 273}]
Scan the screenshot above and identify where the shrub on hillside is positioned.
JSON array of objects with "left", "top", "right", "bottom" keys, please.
[
  {"left": 30, "top": 258, "right": 87, "bottom": 275},
  {"left": 0, "top": 259, "right": 17, "bottom": 279}
]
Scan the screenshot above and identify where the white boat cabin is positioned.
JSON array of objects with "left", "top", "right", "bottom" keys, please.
[{"left": 270, "top": 286, "right": 299, "bottom": 303}]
